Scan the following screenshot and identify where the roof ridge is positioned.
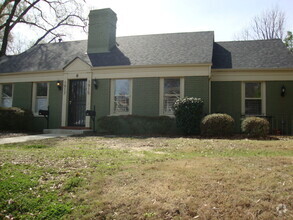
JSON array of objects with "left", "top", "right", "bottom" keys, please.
[
  {"left": 117, "top": 31, "right": 214, "bottom": 38},
  {"left": 39, "top": 39, "right": 87, "bottom": 45},
  {"left": 215, "top": 39, "right": 282, "bottom": 43}
]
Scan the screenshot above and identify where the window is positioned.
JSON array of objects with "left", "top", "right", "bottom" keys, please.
[
  {"left": 111, "top": 79, "right": 132, "bottom": 115},
  {"left": 33, "top": 82, "right": 49, "bottom": 115},
  {"left": 1, "top": 84, "right": 13, "bottom": 107},
  {"left": 243, "top": 82, "right": 265, "bottom": 115},
  {"left": 160, "top": 78, "right": 184, "bottom": 115}
]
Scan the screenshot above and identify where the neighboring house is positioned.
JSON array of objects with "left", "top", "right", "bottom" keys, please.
[{"left": 1, "top": 8, "right": 293, "bottom": 134}]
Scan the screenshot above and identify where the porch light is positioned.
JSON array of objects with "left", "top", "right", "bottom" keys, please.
[
  {"left": 93, "top": 79, "right": 98, "bottom": 89},
  {"left": 281, "top": 85, "right": 286, "bottom": 97},
  {"left": 56, "top": 81, "right": 62, "bottom": 90}
]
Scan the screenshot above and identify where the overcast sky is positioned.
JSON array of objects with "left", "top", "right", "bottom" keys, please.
[{"left": 82, "top": 0, "right": 293, "bottom": 42}]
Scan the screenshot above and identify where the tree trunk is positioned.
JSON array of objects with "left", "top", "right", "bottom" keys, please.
[{"left": 0, "top": 0, "right": 20, "bottom": 57}]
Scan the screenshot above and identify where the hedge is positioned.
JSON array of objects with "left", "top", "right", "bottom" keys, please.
[
  {"left": 241, "top": 117, "right": 269, "bottom": 138},
  {"left": 97, "top": 115, "right": 179, "bottom": 135},
  {"left": 173, "top": 97, "right": 204, "bottom": 135},
  {"left": 201, "top": 113, "right": 235, "bottom": 137},
  {"left": 0, "top": 107, "right": 33, "bottom": 131}
]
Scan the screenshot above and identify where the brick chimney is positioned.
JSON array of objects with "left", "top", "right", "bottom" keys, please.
[{"left": 87, "top": 8, "right": 117, "bottom": 53}]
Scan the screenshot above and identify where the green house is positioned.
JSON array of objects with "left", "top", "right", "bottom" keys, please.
[{"left": 1, "top": 8, "right": 293, "bottom": 134}]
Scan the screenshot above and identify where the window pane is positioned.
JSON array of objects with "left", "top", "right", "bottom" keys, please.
[
  {"left": 37, "top": 83, "right": 48, "bottom": 96},
  {"left": 115, "top": 80, "right": 129, "bottom": 96},
  {"left": 114, "top": 80, "right": 130, "bottom": 113},
  {"left": 245, "top": 83, "right": 261, "bottom": 98},
  {"left": 2, "top": 84, "right": 12, "bottom": 97},
  {"left": 1, "top": 84, "right": 12, "bottom": 107},
  {"left": 163, "top": 78, "right": 180, "bottom": 114},
  {"left": 164, "top": 95, "right": 179, "bottom": 114},
  {"left": 35, "top": 98, "right": 48, "bottom": 112},
  {"left": 114, "top": 95, "right": 129, "bottom": 113},
  {"left": 245, "top": 100, "right": 262, "bottom": 115},
  {"left": 164, "top": 78, "right": 180, "bottom": 94},
  {"left": 2, "top": 98, "right": 12, "bottom": 107}
]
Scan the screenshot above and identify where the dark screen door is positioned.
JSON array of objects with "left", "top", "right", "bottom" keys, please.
[{"left": 68, "top": 79, "right": 87, "bottom": 127}]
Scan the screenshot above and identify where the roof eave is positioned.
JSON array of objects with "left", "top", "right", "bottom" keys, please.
[
  {"left": 211, "top": 67, "right": 293, "bottom": 72},
  {"left": 91, "top": 63, "right": 213, "bottom": 70}
]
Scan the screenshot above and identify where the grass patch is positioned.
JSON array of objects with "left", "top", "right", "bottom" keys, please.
[
  {"left": 0, "top": 164, "right": 72, "bottom": 219},
  {"left": 23, "top": 144, "right": 50, "bottom": 149},
  {"left": 63, "top": 177, "right": 84, "bottom": 192},
  {"left": 0, "top": 136, "right": 292, "bottom": 219}
]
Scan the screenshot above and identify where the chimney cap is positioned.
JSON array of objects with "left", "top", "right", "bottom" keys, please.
[{"left": 89, "top": 8, "right": 117, "bottom": 17}]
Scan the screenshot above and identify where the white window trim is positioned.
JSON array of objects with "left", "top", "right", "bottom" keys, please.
[
  {"left": 110, "top": 79, "right": 133, "bottom": 115},
  {"left": 0, "top": 83, "right": 14, "bottom": 107},
  {"left": 241, "top": 82, "right": 266, "bottom": 115},
  {"left": 32, "top": 82, "right": 50, "bottom": 117},
  {"left": 159, "top": 77, "right": 184, "bottom": 116}
]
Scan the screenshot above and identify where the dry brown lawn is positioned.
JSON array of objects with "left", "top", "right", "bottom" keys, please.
[{"left": 0, "top": 136, "right": 292, "bottom": 219}]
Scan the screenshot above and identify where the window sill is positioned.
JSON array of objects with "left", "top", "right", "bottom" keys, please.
[
  {"left": 159, "top": 114, "right": 175, "bottom": 118},
  {"left": 109, "top": 113, "right": 132, "bottom": 116},
  {"left": 33, "top": 114, "right": 45, "bottom": 118}
]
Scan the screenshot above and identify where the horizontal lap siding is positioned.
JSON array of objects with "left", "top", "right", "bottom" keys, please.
[
  {"left": 266, "top": 81, "right": 293, "bottom": 135},
  {"left": 184, "top": 76, "right": 209, "bottom": 114},
  {"left": 132, "top": 78, "right": 159, "bottom": 116},
  {"left": 92, "top": 79, "right": 110, "bottom": 118},
  {"left": 48, "top": 81, "right": 62, "bottom": 129},
  {"left": 13, "top": 82, "right": 32, "bottom": 110},
  {"left": 211, "top": 81, "right": 242, "bottom": 131},
  {"left": 13, "top": 82, "right": 47, "bottom": 131}
]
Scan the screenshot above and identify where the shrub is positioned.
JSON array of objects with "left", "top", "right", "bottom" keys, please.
[
  {"left": 201, "top": 113, "right": 235, "bottom": 137},
  {"left": 241, "top": 117, "right": 269, "bottom": 138},
  {"left": 0, "top": 107, "right": 33, "bottom": 131},
  {"left": 97, "top": 115, "right": 179, "bottom": 135},
  {"left": 173, "top": 97, "right": 204, "bottom": 135}
]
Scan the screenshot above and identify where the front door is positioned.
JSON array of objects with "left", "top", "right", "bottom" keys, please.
[{"left": 68, "top": 79, "right": 87, "bottom": 127}]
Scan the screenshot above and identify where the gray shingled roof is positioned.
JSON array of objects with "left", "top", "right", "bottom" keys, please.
[
  {"left": 0, "top": 31, "right": 214, "bottom": 74},
  {"left": 212, "top": 39, "right": 293, "bottom": 69},
  {"left": 1, "top": 32, "right": 293, "bottom": 74}
]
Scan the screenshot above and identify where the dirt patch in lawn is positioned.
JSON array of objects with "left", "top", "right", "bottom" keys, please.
[{"left": 89, "top": 157, "right": 293, "bottom": 219}]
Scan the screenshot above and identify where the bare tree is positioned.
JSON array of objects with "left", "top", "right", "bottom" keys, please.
[
  {"left": 0, "top": 0, "right": 88, "bottom": 57},
  {"left": 235, "top": 7, "right": 286, "bottom": 40}
]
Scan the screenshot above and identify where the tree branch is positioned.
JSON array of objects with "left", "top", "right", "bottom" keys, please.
[
  {"left": 0, "top": 0, "right": 20, "bottom": 56},
  {"left": 33, "top": 14, "right": 86, "bottom": 46}
]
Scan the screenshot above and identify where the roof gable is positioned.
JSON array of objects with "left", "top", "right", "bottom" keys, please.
[{"left": 63, "top": 57, "right": 91, "bottom": 72}]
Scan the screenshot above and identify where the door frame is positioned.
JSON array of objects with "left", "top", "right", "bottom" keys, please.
[
  {"left": 68, "top": 79, "right": 87, "bottom": 127},
  {"left": 61, "top": 73, "right": 92, "bottom": 128}
]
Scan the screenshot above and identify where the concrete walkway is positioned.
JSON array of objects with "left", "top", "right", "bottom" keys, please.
[{"left": 0, "top": 133, "right": 71, "bottom": 145}]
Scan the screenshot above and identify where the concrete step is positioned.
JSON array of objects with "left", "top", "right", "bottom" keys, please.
[{"left": 43, "top": 129, "right": 93, "bottom": 135}]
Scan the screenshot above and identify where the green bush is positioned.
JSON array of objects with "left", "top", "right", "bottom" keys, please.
[
  {"left": 201, "top": 113, "right": 235, "bottom": 137},
  {"left": 241, "top": 117, "right": 269, "bottom": 138},
  {"left": 173, "top": 97, "right": 204, "bottom": 135},
  {"left": 97, "top": 115, "right": 179, "bottom": 135},
  {"left": 0, "top": 107, "right": 33, "bottom": 131}
]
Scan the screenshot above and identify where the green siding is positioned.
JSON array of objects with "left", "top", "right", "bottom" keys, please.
[
  {"left": 48, "top": 81, "right": 63, "bottom": 129},
  {"left": 266, "top": 81, "right": 293, "bottom": 135},
  {"left": 92, "top": 79, "right": 110, "bottom": 132},
  {"left": 184, "top": 76, "right": 209, "bottom": 114},
  {"left": 92, "top": 79, "right": 110, "bottom": 118},
  {"left": 13, "top": 82, "right": 32, "bottom": 110},
  {"left": 211, "top": 81, "right": 242, "bottom": 131},
  {"left": 132, "top": 78, "right": 159, "bottom": 116},
  {"left": 13, "top": 82, "right": 63, "bottom": 131}
]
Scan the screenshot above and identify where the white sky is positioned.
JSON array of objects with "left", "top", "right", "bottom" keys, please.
[{"left": 81, "top": 0, "right": 293, "bottom": 42}]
